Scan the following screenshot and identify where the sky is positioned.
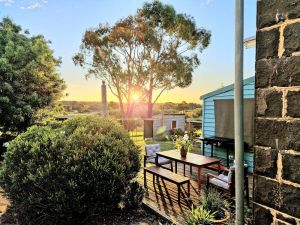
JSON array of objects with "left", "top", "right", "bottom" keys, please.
[{"left": 0, "top": 0, "right": 256, "bottom": 103}]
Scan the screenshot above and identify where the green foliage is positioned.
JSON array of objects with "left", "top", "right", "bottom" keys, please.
[
  {"left": 123, "top": 181, "right": 145, "bottom": 210},
  {"left": 175, "top": 134, "right": 193, "bottom": 152},
  {"left": 169, "top": 128, "right": 184, "bottom": 137},
  {"left": 183, "top": 206, "right": 215, "bottom": 225},
  {"left": 74, "top": 1, "right": 210, "bottom": 118},
  {"left": 0, "top": 17, "right": 65, "bottom": 134},
  {"left": 159, "top": 102, "right": 202, "bottom": 112},
  {"left": 0, "top": 116, "right": 141, "bottom": 225},
  {"left": 194, "top": 129, "right": 202, "bottom": 137},
  {"left": 200, "top": 188, "right": 230, "bottom": 220},
  {"left": 34, "top": 102, "right": 65, "bottom": 126}
]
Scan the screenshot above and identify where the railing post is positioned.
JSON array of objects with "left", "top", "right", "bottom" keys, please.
[{"left": 234, "top": 0, "right": 244, "bottom": 224}]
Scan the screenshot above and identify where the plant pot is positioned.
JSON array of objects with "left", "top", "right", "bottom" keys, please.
[
  {"left": 212, "top": 209, "right": 231, "bottom": 225},
  {"left": 180, "top": 147, "right": 187, "bottom": 158}
]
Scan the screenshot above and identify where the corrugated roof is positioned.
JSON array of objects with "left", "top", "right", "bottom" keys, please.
[{"left": 200, "top": 76, "right": 255, "bottom": 100}]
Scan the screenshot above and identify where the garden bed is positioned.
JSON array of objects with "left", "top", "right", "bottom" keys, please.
[{"left": 0, "top": 205, "right": 168, "bottom": 225}]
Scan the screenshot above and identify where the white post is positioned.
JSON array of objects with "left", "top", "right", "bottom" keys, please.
[{"left": 235, "top": 0, "right": 244, "bottom": 224}]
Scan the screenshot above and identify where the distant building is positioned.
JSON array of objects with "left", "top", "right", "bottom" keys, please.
[
  {"left": 186, "top": 118, "right": 202, "bottom": 130},
  {"left": 153, "top": 113, "right": 185, "bottom": 134},
  {"left": 144, "top": 114, "right": 186, "bottom": 139}
]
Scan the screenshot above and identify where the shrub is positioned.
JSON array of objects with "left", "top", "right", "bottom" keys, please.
[
  {"left": 183, "top": 206, "right": 215, "bottom": 225},
  {"left": 0, "top": 116, "right": 142, "bottom": 225},
  {"left": 194, "top": 129, "right": 202, "bottom": 137},
  {"left": 168, "top": 128, "right": 184, "bottom": 137},
  {"left": 199, "top": 188, "right": 230, "bottom": 220},
  {"left": 123, "top": 181, "right": 145, "bottom": 210}
]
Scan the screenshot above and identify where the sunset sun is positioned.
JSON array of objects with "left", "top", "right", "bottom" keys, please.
[{"left": 133, "top": 94, "right": 139, "bottom": 102}]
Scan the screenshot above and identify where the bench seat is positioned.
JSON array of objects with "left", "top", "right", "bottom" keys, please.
[{"left": 144, "top": 166, "right": 190, "bottom": 204}]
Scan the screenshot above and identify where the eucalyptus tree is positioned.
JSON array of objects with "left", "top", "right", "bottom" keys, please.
[
  {"left": 74, "top": 0, "right": 210, "bottom": 118},
  {"left": 0, "top": 18, "right": 65, "bottom": 134}
]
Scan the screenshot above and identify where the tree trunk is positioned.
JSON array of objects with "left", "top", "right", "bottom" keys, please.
[
  {"left": 147, "top": 101, "right": 153, "bottom": 118},
  {"left": 147, "top": 78, "right": 153, "bottom": 118},
  {"left": 118, "top": 99, "right": 125, "bottom": 119},
  {"left": 116, "top": 88, "right": 125, "bottom": 119}
]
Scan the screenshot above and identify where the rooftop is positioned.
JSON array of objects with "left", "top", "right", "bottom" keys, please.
[{"left": 200, "top": 76, "right": 255, "bottom": 100}]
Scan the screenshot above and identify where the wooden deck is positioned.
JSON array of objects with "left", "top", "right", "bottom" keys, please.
[{"left": 137, "top": 162, "right": 253, "bottom": 224}]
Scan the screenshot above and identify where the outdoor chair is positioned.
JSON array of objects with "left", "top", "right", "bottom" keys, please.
[
  {"left": 206, "top": 164, "right": 250, "bottom": 205},
  {"left": 144, "top": 144, "right": 173, "bottom": 171}
]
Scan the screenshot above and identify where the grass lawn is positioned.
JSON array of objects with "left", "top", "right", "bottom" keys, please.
[{"left": 131, "top": 133, "right": 202, "bottom": 155}]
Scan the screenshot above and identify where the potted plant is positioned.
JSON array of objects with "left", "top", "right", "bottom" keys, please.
[
  {"left": 175, "top": 134, "right": 193, "bottom": 158},
  {"left": 183, "top": 205, "right": 215, "bottom": 225},
  {"left": 199, "top": 188, "right": 231, "bottom": 224}
]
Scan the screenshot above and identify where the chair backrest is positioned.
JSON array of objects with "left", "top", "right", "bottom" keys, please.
[
  {"left": 228, "top": 164, "right": 248, "bottom": 184},
  {"left": 145, "top": 144, "right": 161, "bottom": 157}
]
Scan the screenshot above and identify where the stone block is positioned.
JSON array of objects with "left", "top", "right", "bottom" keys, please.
[
  {"left": 271, "top": 56, "right": 300, "bottom": 87},
  {"left": 255, "top": 119, "right": 300, "bottom": 151},
  {"left": 276, "top": 212, "right": 297, "bottom": 225},
  {"left": 280, "top": 183, "right": 300, "bottom": 218},
  {"left": 256, "top": 89, "right": 282, "bottom": 117},
  {"left": 254, "top": 147, "right": 278, "bottom": 178},
  {"left": 256, "top": 29, "right": 280, "bottom": 60},
  {"left": 254, "top": 175, "right": 280, "bottom": 208},
  {"left": 257, "top": 0, "right": 300, "bottom": 29},
  {"left": 287, "top": 91, "right": 300, "bottom": 118},
  {"left": 253, "top": 203, "right": 273, "bottom": 225},
  {"left": 282, "top": 153, "right": 300, "bottom": 184},
  {"left": 255, "top": 59, "right": 276, "bottom": 88},
  {"left": 284, "top": 23, "right": 300, "bottom": 56}
]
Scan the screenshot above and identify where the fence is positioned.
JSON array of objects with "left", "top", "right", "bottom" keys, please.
[{"left": 117, "top": 119, "right": 144, "bottom": 142}]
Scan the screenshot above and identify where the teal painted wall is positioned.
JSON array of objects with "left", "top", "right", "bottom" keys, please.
[{"left": 202, "top": 79, "right": 255, "bottom": 172}]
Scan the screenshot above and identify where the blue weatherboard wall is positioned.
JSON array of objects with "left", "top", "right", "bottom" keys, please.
[{"left": 200, "top": 76, "right": 255, "bottom": 172}]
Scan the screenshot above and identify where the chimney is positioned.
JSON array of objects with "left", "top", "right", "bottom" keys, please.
[{"left": 101, "top": 80, "right": 107, "bottom": 116}]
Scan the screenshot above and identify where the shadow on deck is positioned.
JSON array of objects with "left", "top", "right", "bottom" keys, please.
[{"left": 137, "top": 162, "right": 253, "bottom": 224}]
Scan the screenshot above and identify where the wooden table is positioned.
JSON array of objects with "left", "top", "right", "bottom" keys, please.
[{"left": 156, "top": 150, "right": 221, "bottom": 193}]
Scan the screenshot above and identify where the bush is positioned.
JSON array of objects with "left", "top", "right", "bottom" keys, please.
[
  {"left": 123, "top": 181, "right": 145, "bottom": 210},
  {"left": 183, "top": 206, "right": 215, "bottom": 225},
  {"left": 199, "top": 188, "right": 230, "bottom": 220},
  {"left": 0, "top": 116, "right": 142, "bottom": 225},
  {"left": 168, "top": 128, "right": 184, "bottom": 137}
]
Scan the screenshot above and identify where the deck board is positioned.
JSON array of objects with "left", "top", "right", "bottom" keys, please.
[{"left": 137, "top": 162, "right": 253, "bottom": 224}]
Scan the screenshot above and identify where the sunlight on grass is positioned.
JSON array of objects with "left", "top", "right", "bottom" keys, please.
[{"left": 131, "top": 132, "right": 202, "bottom": 156}]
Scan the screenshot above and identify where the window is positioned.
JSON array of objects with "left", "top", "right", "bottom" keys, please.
[{"left": 171, "top": 120, "right": 177, "bottom": 129}]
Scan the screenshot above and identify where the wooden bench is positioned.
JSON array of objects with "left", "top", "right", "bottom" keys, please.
[{"left": 144, "top": 166, "right": 190, "bottom": 204}]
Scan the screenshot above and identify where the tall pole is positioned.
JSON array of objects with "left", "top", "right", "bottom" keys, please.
[
  {"left": 235, "top": 0, "right": 244, "bottom": 224},
  {"left": 101, "top": 80, "right": 107, "bottom": 117}
]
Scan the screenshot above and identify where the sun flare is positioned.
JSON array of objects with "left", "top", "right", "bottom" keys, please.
[{"left": 133, "top": 94, "right": 139, "bottom": 102}]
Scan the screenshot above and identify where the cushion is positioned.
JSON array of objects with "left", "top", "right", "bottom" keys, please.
[
  {"left": 147, "top": 156, "right": 171, "bottom": 165},
  {"left": 145, "top": 144, "right": 160, "bottom": 157},
  {"left": 228, "top": 163, "right": 248, "bottom": 182},
  {"left": 209, "top": 174, "right": 230, "bottom": 190}
]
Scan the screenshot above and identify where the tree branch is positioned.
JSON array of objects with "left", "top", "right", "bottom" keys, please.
[{"left": 153, "top": 86, "right": 168, "bottom": 104}]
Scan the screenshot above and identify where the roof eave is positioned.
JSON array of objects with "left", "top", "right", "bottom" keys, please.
[{"left": 200, "top": 76, "right": 255, "bottom": 100}]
